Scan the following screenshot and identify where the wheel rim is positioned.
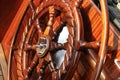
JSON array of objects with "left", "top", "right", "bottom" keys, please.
[
  {"left": 9, "top": 0, "right": 109, "bottom": 79},
  {"left": 9, "top": 0, "right": 83, "bottom": 80}
]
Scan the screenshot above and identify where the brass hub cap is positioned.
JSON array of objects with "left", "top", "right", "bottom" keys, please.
[{"left": 36, "top": 35, "right": 50, "bottom": 57}]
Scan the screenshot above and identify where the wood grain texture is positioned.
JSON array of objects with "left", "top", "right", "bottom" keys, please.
[
  {"left": 80, "top": 0, "right": 120, "bottom": 79},
  {"left": 0, "top": 0, "right": 120, "bottom": 79},
  {"left": 81, "top": 0, "right": 120, "bottom": 55},
  {"left": 0, "top": 44, "right": 7, "bottom": 80},
  {"left": 1, "top": 0, "right": 31, "bottom": 62},
  {"left": 0, "top": 0, "right": 23, "bottom": 42}
]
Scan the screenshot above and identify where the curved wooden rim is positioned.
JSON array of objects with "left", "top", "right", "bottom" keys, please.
[{"left": 91, "top": 0, "right": 109, "bottom": 80}]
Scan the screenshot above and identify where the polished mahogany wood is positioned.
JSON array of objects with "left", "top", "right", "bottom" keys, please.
[
  {"left": 81, "top": 0, "right": 120, "bottom": 52},
  {"left": 79, "top": 0, "right": 120, "bottom": 79},
  {"left": 1, "top": 0, "right": 31, "bottom": 62},
  {"left": 0, "top": 0, "right": 120, "bottom": 80},
  {"left": 0, "top": 0, "right": 22, "bottom": 42}
]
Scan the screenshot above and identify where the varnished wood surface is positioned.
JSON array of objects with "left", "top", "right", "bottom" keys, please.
[
  {"left": 79, "top": 0, "right": 120, "bottom": 79},
  {"left": 81, "top": 0, "right": 120, "bottom": 55},
  {"left": 0, "top": 0, "right": 120, "bottom": 79},
  {"left": 1, "top": 0, "right": 31, "bottom": 62},
  {"left": 10, "top": 0, "right": 83, "bottom": 79},
  {"left": 0, "top": 44, "right": 7, "bottom": 80},
  {"left": 1, "top": 0, "right": 119, "bottom": 63},
  {"left": 0, "top": 0, "right": 22, "bottom": 42}
]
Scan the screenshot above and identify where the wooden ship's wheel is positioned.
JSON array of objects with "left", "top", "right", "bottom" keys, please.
[
  {"left": 9, "top": 0, "right": 109, "bottom": 80},
  {"left": 9, "top": 0, "right": 84, "bottom": 80}
]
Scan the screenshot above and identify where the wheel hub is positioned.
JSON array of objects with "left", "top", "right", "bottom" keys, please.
[{"left": 36, "top": 36, "right": 50, "bottom": 57}]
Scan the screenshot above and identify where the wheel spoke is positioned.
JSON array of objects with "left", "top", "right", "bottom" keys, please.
[
  {"left": 64, "top": 42, "right": 72, "bottom": 62},
  {"left": 44, "top": 6, "right": 55, "bottom": 36},
  {"left": 38, "top": 58, "right": 50, "bottom": 80},
  {"left": 24, "top": 44, "right": 36, "bottom": 51},
  {"left": 53, "top": 16, "right": 61, "bottom": 32},
  {"left": 24, "top": 54, "right": 39, "bottom": 79},
  {"left": 76, "top": 41, "right": 100, "bottom": 50},
  {"left": 36, "top": 19, "right": 42, "bottom": 37},
  {"left": 29, "top": 1, "right": 35, "bottom": 12},
  {"left": 53, "top": 16, "right": 62, "bottom": 37},
  {"left": 50, "top": 42, "right": 64, "bottom": 51},
  {"left": 62, "top": 61, "right": 67, "bottom": 74},
  {"left": 52, "top": 71, "right": 57, "bottom": 80}
]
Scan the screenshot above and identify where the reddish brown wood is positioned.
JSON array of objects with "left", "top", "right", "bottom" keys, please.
[
  {"left": 9, "top": 0, "right": 83, "bottom": 80},
  {"left": 81, "top": 0, "right": 120, "bottom": 52},
  {"left": 1, "top": 0, "right": 31, "bottom": 62},
  {"left": 80, "top": 0, "right": 120, "bottom": 79},
  {"left": 0, "top": 0, "right": 22, "bottom": 42},
  {"left": 0, "top": 0, "right": 120, "bottom": 80},
  {"left": 89, "top": 0, "right": 109, "bottom": 79}
]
